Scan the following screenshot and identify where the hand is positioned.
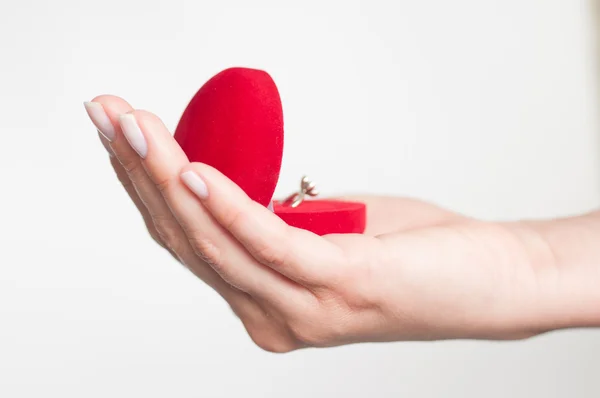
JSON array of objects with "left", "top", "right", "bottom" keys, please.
[{"left": 84, "top": 95, "right": 591, "bottom": 352}]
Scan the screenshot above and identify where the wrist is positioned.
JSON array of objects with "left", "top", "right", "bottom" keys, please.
[
  {"left": 373, "top": 220, "right": 548, "bottom": 341},
  {"left": 518, "top": 211, "right": 600, "bottom": 334}
]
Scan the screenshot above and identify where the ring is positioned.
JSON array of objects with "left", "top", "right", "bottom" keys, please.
[{"left": 281, "top": 176, "right": 319, "bottom": 208}]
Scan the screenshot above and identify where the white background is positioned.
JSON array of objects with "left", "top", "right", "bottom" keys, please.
[{"left": 1, "top": 0, "right": 599, "bottom": 396}]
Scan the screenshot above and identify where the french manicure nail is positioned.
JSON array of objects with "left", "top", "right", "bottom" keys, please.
[
  {"left": 119, "top": 113, "right": 148, "bottom": 158},
  {"left": 181, "top": 171, "right": 209, "bottom": 199},
  {"left": 84, "top": 101, "right": 116, "bottom": 141}
]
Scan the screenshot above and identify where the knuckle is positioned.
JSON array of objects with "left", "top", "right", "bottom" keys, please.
[
  {"left": 222, "top": 206, "right": 246, "bottom": 231},
  {"left": 142, "top": 217, "right": 163, "bottom": 242},
  {"left": 188, "top": 236, "right": 222, "bottom": 268},
  {"left": 237, "top": 303, "right": 302, "bottom": 353},
  {"left": 250, "top": 226, "right": 291, "bottom": 267},
  {"left": 121, "top": 157, "right": 142, "bottom": 175},
  {"left": 244, "top": 321, "right": 298, "bottom": 354},
  {"left": 154, "top": 175, "right": 175, "bottom": 195},
  {"left": 152, "top": 215, "right": 182, "bottom": 251},
  {"left": 285, "top": 318, "right": 328, "bottom": 347},
  {"left": 164, "top": 238, "right": 187, "bottom": 257},
  {"left": 147, "top": 227, "right": 165, "bottom": 247},
  {"left": 252, "top": 334, "right": 296, "bottom": 354},
  {"left": 123, "top": 161, "right": 151, "bottom": 189},
  {"left": 252, "top": 240, "right": 289, "bottom": 268}
]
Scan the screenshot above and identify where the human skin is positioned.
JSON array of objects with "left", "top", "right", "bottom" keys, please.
[{"left": 84, "top": 95, "right": 600, "bottom": 353}]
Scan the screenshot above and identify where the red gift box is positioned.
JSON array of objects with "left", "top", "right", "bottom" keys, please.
[{"left": 174, "top": 67, "right": 366, "bottom": 236}]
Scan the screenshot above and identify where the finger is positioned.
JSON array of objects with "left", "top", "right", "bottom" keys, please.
[
  {"left": 88, "top": 105, "right": 168, "bottom": 251},
  {"left": 121, "top": 110, "right": 311, "bottom": 307},
  {"left": 108, "top": 145, "right": 174, "bottom": 254},
  {"left": 84, "top": 97, "right": 236, "bottom": 299},
  {"left": 180, "top": 163, "right": 344, "bottom": 288}
]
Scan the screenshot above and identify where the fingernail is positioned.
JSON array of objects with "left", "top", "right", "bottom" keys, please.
[
  {"left": 181, "top": 171, "right": 209, "bottom": 199},
  {"left": 98, "top": 133, "right": 115, "bottom": 157},
  {"left": 84, "top": 101, "right": 116, "bottom": 141},
  {"left": 119, "top": 113, "right": 148, "bottom": 158}
]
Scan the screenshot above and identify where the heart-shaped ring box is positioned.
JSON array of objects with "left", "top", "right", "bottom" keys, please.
[{"left": 174, "top": 67, "right": 366, "bottom": 236}]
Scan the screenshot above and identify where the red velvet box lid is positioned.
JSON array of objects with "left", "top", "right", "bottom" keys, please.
[{"left": 174, "top": 67, "right": 365, "bottom": 235}]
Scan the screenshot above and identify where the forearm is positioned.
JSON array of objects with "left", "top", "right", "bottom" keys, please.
[
  {"left": 524, "top": 210, "right": 600, "bottom": 332},
  {"left": 371, "top": 209, "right": 600, "bottom": 341}
]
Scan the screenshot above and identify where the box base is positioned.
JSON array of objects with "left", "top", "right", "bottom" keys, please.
[{"left": 273, "top": 199, "right": 366, "bottom": 236}]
